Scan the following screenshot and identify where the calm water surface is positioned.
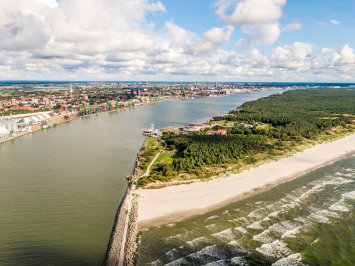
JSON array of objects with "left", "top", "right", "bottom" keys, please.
[
  {"left": 137, "top": 154, "right": 355, "bottom": 265},
  {"left": 0, "top": 90, "right": 281, "bottom": 265}
]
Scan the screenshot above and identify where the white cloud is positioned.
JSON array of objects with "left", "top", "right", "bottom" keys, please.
[
  {"left": 330, "top": 19, "right": 340, "bottom": 25},
  {"left": 271, "top": 42, "right": 316, "bottom": 70},
  {"left": 234, "top": 39, "right": 244, "bottom": 50},
  {"left": 0, "top": 0, "right": 166, "bottom": 56},
  {"left": 203, "top": 25, "right": 234, "bottom": 44},
  {"left": 215, "top": 0, "right": 286, "bottom": 45},
  {"left": 319, "top": 19, "right": 341, "bottom": 26},
  {"left": 0, "top": 1, "right": 354, "bottom": 82},
  {"left": 282, "top": 21, "right": 303, "bottom": 32},
  {"left": 165, "top": 21, "right": 189, "bottom": 47}
]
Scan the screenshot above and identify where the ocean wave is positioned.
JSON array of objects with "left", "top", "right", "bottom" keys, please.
[
  {"left": 186, "top": 236, "right": 211, "bottom": 249},
  {"left": 247, "top": 221, "right": 264, "bottom": 230},
  {"left": 212, "top": 229, "right": 236, "bottom": 242},
  {"left": 222, "top": 210, "right": 229, "bottom": 215},
  {"left": 342, "top": 190, "right": 355, "bottom": 200},
  {"left": 329, "top": 201, "right": 350, "bottom": 212},
  {"left": 253, "top": 229, "right": 275, "bottom": 244},
  {"left": 205, "top": 215, "right": 220, "bottom": 222},
  {"left": 164, "top": 248, "right": 179, "bottom": 261},
  {"left": 308, "top": 212, "right": 329, "bottom": 223},
  {"left": 234, "top": 226, "right": 247, "bottom": 234},
  {"left": 230, "top": 256, "right": 250, "bottom": 265},
  {"left": 256, "top": 240, "right": 292, "bottom": 259},
  {"left": 272, "top": 253, "right": 305, "bottom": 266},
  {"left": 247, "top": 209, "right": 266, "bottom": 219},
  {"left": 164, "top": 257, "right": 186, "bottom": 266},
  {"left": 187, "top": 245, "right": 230, "bottom": 264},
  {"left": 281, "top": 226, "right": 302, "bottom": 240},
  {"left": 206, "top": 223, "right": 220, "bottom": 231},
  {"left": 151, "top": 258, "right": 163, "bottom": 266},
  {"left": 205, "top": 259, "right": 229, "bottom": 266}
]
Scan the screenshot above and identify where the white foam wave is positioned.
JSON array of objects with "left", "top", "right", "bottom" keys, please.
[
  {"left": 234, "top": 217, "right": 249, "bottom": 225},
  {"left": 206, "top": 223, "right": 220, "bottom": 231},
  {"left": 188, "top": 245, "right": 223, "bottom": 260},
  {"left": 342, "top": 190, "right": 355, "bottom": 200},
  {"left": 256, "top": 240, "right": 292, "bottom": 259},
  {"left": 205, "top": 260, "right": 229, "bottom": 266},
  {"left": 205, "top": 215, "right": 220, "bottom": 221},
  {"left": 186, "top": 236, "right": 210, "bottom": 249},
  {"left": 164, "top": 248, "right": 178, "bottom": 261},
  {"left": 247, "top": 221, "right": 264, "bottom": 230},
  {"left": 294, "top": 216, "right": 307, "bottom": 223},
  {"left": 247, "top": 209, "right": 265, "bottom": 219},
  {"left": 234, "top": 226, "right": 247, "bottom": 234},
  {"left": 165, "top": 257, "right": 186, "bottom": 266},
  {"left": 230, "top": 256, "right": 249, "bottom": 265},
  {"left": 308, "top": 213, "right": 329, "bottom": 223},
  {"left": 329, "top": 201, "right": 350, "bottom": 212},
  {"left": 272, "top": 253, "right": 305, "bottom": 266},
  {"left": 228, "top": 239, "right": 248, "bottom": 253},
  {"left": 268, "top": 211, "right": 280, "bottom": 218},
  {"left": 253, "top": 229, "right": 275, "bottom": 244},
  {"left": 317, "top": 209, "right": 341, "bottom": 219},
  {"left": 222, "top": 210, "right": 229, "bottom": 215},
  {"left": 281, "top": 226, "right": 302, "bottom": 240},
  {"left": 211, "top": 228, "right": 236, "bottom": 243},
  {"left": 262, "top": 216, "right": 272, "bottom": 223}
]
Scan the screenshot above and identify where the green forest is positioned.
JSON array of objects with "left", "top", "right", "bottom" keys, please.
[{"left": 138, "top": 88, "right": 355, "bottom": 187}]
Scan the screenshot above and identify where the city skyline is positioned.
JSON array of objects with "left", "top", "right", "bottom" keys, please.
[{"left": 0, "top": 0, "right": 355, "bottom": 82}]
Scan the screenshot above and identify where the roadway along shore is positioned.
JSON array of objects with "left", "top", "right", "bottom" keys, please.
[{"left": 136, "top": 132, "right": 355, "bottom": 228}]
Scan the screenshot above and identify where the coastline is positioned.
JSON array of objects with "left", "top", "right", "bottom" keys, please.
[
  {"left": 0, "top": 98, "right": 169, "bottom": 146},
  {"left": 137, "top": 132, "right": 355, "bottom": 228}
]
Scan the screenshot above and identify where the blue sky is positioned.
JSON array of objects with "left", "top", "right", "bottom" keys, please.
[
  {"left": 148, "top": 0, "right": 355, "bottom": 52},
  {"left": 0, "top": 0, "right": 354, "bottom": 81}
]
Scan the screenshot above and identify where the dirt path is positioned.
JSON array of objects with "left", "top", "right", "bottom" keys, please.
[{"left": 135, "top": 139, "right": 166, "bottom": 189}]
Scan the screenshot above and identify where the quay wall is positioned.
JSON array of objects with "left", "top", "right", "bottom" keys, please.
[
  {"left": 0, "top": 98, "right": 169, "bottom": 146},
  {"left": 0, "top": 113, "right": 80, "bottom": 145}
]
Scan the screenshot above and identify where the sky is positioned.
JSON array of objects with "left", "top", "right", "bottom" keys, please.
[{"left": 0, "top": 0, "right": 355, "bottom": 82}]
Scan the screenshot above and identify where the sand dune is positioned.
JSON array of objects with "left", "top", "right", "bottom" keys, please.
[{"left": 137, "top": 133, "right": 355, "bottom": 228}]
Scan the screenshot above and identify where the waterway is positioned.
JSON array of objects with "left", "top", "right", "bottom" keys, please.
[
  {"left": 0, "top": 90, "right": 283, "bottom": 265},
  {"left": 137, "top": 154, "right": 355, "bottom": 265}
]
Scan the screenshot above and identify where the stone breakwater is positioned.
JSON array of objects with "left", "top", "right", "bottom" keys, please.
[
  {"left": 124, "top": 195, "right": 139, "bottom": 266},
  {"left": 103, "top": 145, "right": 143, "bottom": 266},
  {"left": 103, "top": 187, "right": 130, "bottom": 266}
]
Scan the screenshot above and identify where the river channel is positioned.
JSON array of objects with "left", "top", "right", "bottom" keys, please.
[{"left": 0, "top": 90, "right": 284, "bottom": 265}]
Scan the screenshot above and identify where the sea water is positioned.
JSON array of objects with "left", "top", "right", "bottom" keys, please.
[{"left": 137, "top": 154, "right": 355, "bottom": 265}]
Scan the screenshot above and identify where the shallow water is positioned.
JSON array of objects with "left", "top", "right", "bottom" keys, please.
[
  {"left": 137, "top": 154, "right": 355, "bottom": 265},
  {"left": 0, "top": 90, "right": 283, "bottom": 265}
]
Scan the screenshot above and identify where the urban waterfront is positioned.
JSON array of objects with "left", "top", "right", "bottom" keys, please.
[
  {"left": 0, "top": 90, "right": 284, "bottom": 265},
  {"left": 137, "top": 154, "right": 355, "bottom": 265}
]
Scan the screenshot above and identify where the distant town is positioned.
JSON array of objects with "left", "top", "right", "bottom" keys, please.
[{"left": 0, "top": 82, "right": 321, "bottom": 142}]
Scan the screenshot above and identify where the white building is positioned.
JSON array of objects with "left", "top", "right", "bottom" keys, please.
[{"left": 0, "top": 126, "right": 10, "bottom": 138}]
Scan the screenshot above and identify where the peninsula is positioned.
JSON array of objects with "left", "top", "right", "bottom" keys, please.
[{"left": 135, "top": 88, "right": 355, "bottom": 227}]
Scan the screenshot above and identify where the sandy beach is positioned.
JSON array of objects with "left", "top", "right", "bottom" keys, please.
[{"left": 137, "top": 133, "right": 355, "bottom": 228}]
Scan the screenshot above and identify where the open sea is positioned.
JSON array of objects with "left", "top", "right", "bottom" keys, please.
[{"left": 137, "top": 154, "right": 355, "bottom": 265}]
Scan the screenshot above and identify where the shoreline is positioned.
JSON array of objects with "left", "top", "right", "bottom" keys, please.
[
  {"left": 0, "top": 98, "right": 169, "bottom": 146},
  {"left": 137, "top": 132, "right": 355, "bottom": 228}
]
